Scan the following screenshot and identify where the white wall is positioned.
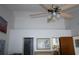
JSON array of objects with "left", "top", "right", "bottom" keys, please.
[
  {"left": 8, "top": 29, "right": 72, "bottom": 54},
  {"left": 0, "top": 5, "right": 14, "bottom": 54},
  {"left": 65, "top": 17, "right": 79, "bottom": 36},
  {"left": 13, "top": 11, "right": 66, "bottom": 29},
  {"left": 65, "top": 7, "right": 79, "bottom": 36},
  {"left": 70, "top": 17, "right": 79, "bottom": 36}
]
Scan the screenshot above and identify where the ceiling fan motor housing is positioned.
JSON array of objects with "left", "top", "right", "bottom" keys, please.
[
  {"left": 48, "top": 9, "right": 54, "bottom": 13},
  {"left": 48, "top": 6, "right": 61, "bottom": 14}
]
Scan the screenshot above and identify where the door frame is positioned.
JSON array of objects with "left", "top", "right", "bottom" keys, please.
[{"left": 23, "top": 37, "right": 34, "bottom": 55}]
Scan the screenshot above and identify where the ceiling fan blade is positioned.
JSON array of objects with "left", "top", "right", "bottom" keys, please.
[
  {"left": 40, "top": 4, "right": 49, "bottom": 11},
  {"left": 30, "top": 12, "right": 48, "bottom": 16},
  {"left": 62, "top": 4, "right": 79, "bottom": 11},
  {"left": 40, "top": 4, "right": 54, "bottom": 11},
  {"left": 60, "top": 11, "right": 73, "bottom": 18}
]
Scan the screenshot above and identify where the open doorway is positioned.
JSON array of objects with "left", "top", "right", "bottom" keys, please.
[{"left": 23, "top": 37, "right": 33, "bottom": 55}]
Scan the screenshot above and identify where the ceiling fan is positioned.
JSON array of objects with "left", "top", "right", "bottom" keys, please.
[{"left": 30, "top": 4, "right": 78, "bottom": 22}]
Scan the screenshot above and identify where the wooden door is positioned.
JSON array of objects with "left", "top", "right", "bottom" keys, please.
[{"left": 59, "top": 37, "right": 75, "bottom": 55}]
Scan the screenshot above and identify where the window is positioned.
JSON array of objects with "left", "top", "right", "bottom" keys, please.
[
  {"left": 75, "top": 39, "right": 79, "bottom": 47},
  {"left": 52, "top": 37, "right": 59, "bottom": 50},
  {"left": 36, "top": 38, "right": 51, "bottom": 50}
]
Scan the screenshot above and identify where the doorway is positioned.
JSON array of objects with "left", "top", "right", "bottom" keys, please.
[
  {"left": 24, "top": 37, "right": 33, "bottom": 55},
  {"left": 59, "top": 37, "right": 75, "bottom": 55}
]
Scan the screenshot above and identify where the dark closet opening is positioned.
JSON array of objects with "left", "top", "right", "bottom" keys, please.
[{"left": 24, "top": 37, "right": 33, "bottom": 55}]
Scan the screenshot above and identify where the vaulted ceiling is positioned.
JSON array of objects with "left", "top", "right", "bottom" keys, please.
[
  {"left": 3, "top": 4, "right": 79, "bottom": 19},
  {"left": 2, "top": 4, "right": 79, "bottom": 30},
  {"left": 4, "top": 4, "right": 45, "bottom": 12},
  {"left": 3, "top": 4, "right": 79, "bottom": 12}
]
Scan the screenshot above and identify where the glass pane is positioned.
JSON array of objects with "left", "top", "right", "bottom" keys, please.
[
  {"left": 75, "top": 39, "right": 79, "bottom": 47},
  {"left": 52, "top": 37, "right": 59, "bottom": 45},
  {"left": 36, "top": 38, "right": 50, "bottom": 50},
  {"left": 52, "top": 37, "right": 59, "bottom": 50}
]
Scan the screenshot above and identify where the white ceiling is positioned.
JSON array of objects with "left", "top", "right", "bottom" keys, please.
[
  {"left": 2, "top": 4, "right": 70, "bottom": 11},
  {"left": 3, "top": 4, "right": 46, "bottom": 12},
  {"left": 2, "top": 4, "right": 79, "bottom": 17},
  {"left": 3, "top": 4, "right": 65, "bottom": 11},
  {"left": 3, "top": 4, "right": 79, "bottom": 13}
]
